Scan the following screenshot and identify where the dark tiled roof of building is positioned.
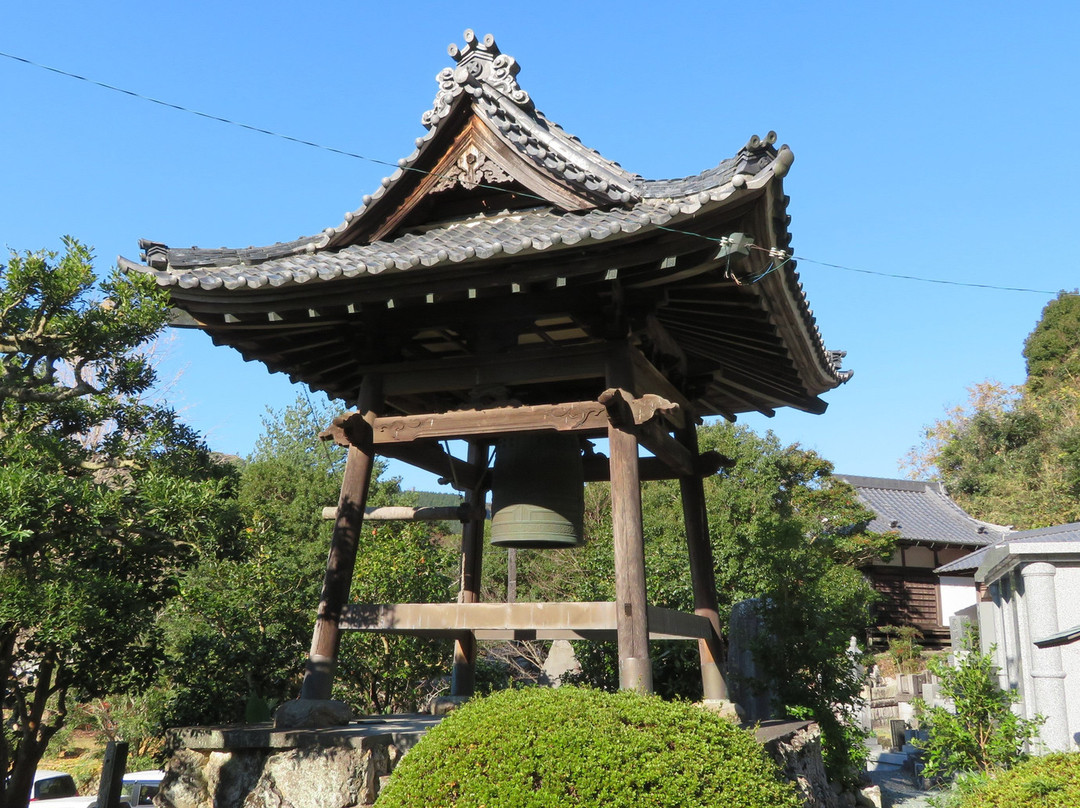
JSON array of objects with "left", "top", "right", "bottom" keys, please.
[
  {"left": 125, "top": 144, "right": 785, "bottom": 292},
  {"left": 935, "top": 545, "right": 995, "bottom": 575},
  {"left": 1005, "top": 521, "right": 1080, "bottom": 543},
  {"left": 836, "top": 475, "right": 1008, "bottom": 548},
  {"left": 938, "top": 520, "right": 1080, "bottom": 575},
  {"left": 122, "top": 29, "right": 793, "bottom": 295}
]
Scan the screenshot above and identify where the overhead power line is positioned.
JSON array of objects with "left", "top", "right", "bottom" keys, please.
[
  {"left": 0, "top": 50, "right": 1061, "bottom": 298},
  {"left": 790, "top": 258, "right": 1057, "bottom": 296},
  {"left": 0, "top": 50, "right": 398, "bottom": 168}
]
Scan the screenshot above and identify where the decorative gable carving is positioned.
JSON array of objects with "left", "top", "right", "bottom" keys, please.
[
  {"left": 329, "top": 30, "right": 646, "bottom": 248},
  {"left": 430, "top": 144, "right": 514, "bottom": 193}
]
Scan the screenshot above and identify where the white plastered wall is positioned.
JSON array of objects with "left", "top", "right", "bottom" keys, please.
[{"left": 938, "top": 576, "right": 978, "bottom": 628}]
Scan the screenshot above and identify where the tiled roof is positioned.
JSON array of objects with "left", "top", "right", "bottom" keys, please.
[
  {"left": 935, "top": 520, "right": 1080, "bottom": 574},
  {"left": 126, "top": 181, "right": 773, "bottom": 292},
  {"left": 836, "top": 475, "right": 1008, "bottom": 548},
  {"left": 126, "top": 30, "right": 792, "bottom": 292},
  {"left": 1004, "top": 521, "right": 1080, "bottom": 543},
  {"left": 119, "top": 30, "right": 848, "bottom": 419},
  {"left": 935, "top": 545, "right": 994, "bottom": 574}
]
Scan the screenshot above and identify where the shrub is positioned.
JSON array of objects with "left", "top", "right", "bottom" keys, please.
[
  {"left": 375, "top": 686, "right": 802, "bottom": 808},
  {"left": 950, "top": 753, "right": 1080, "bottom": 807},
  {"left": 883, "top": 625, "right": 925, "bottom": 674},
  {"left": 914, "top": 630, "right": 1043, "bottom": 779}
]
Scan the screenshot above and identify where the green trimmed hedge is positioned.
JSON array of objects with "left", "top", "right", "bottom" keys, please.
[
  {"left": 953, "top": 753, "right": 1080, "bottom": 808},
  {"left": 375, "top": 687, "right": 802, "bottom": 808}
]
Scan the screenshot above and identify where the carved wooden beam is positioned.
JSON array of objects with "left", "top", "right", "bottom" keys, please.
[
  {"left": 369, "top": 343, "right": 609, "bottom": 398},
  {"left": 599, "top": 387, "right": 695, "bottom": 477},
  {"left": 369, "top": 401, "right": 611, "bottom": 444},
  {"left": 627, "top": 343, "right": 696, "bottom": 429},
  {"left": 325, "top": 390, "right": 706, "bottom": 479},
  {"left": 321, "top": 419, "right": 487, "bottom": 491}
]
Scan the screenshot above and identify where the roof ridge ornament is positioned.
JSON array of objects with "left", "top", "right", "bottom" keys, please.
[
  {"left": 423, "top": 30, "right": 532, "bottom": 128},
  {"left": 743, "top": 131, "right": 778, "bottom": 153}
]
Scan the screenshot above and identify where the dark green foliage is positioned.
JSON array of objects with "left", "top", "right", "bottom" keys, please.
[
  {"left": 335, "top": 522, "right": 456, "bottom": 713},
  {"left": 937, "top": 407, "right": 1044, "bottom": 498},
  {"left": 914, "top": 631, "right": 1043, "bottom": 779},
  {"left": 943, "top": 754, "right": 1080, "bottom": 808},
  {"left": 375, "top": 686, "right": 803, "bottom": 808},
  {"left": 412, "top": 490, "right": 464, "bottom": 508},
  {"left": 0, "top": 241, "right": 237, "bottom": 805},
  {"left": 883, "top": 625, "right": 925, "bottom": 674},
  {"left": 1023, "top": 291, "right": 1080, "bottom": 395},
  {"left": 915, "top": 292, "right": 1080, "bottom": 528},
  {"left": 155, "top": 395, "right": 457, "bottom": 724}
]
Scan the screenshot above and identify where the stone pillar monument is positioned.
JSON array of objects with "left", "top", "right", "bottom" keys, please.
[{"left": 1021, "top": 562, "right": 1069, "bottom": 751}]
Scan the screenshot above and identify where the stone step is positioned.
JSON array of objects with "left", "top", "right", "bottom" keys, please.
[{"left": 867, "top": 750, "right": 909, "bottom": 767}]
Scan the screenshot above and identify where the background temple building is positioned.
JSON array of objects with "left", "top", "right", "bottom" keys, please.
[{"left": 838, "top": 475, "right": 1007, "bottom": 648}]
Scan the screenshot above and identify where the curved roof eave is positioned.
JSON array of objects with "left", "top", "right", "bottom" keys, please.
[{"left": 120, "top": 144, "right": 791, "bottom": 296}]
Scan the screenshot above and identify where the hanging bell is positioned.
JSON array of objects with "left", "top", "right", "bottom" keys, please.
[{"left": 490, "top": 433, "right": 585, "bottom": 548}]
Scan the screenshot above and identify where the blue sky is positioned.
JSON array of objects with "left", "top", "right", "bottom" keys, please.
[{"left": 3, "top": 2, "right": 1078, "bottom": 490}]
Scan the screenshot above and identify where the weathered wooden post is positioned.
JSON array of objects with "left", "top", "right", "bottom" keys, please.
[
  {"left": 97, "top": 741, "right": 128, "bottom": 808},
  {"left": 451, "top": 441, "right": 487, "bottom": 697},
  {"left": 300, "top": 376, "right": 383, "bottom": 703},
  {"left": 606, "top": 343, "right": 653, "bottom": 693},
  {"left": 678, "top": 423, "right": 731, "bottom": 704}
]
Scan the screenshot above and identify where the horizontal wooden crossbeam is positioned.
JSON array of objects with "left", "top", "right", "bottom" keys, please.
[
  {"left": 320, "top": 505, "right": 479, "bottom": 522},
  {"left": 320, "top": 391, "right": 733, "bottom": 483},
  {"left": 322, "top": 391, "right": 680, "bottom": 448},
  {"left": 338, "top": 602, "right": 714, "bottom": 642}
]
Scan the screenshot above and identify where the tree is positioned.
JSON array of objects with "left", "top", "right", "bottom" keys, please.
[
  {"left": 155, "top": 395, "right": 457, "bottom": 725},
  {"left": 1023, "top": 291, "right": 1080, "bottom": 396},
  {"left": 908, "top": 291, "right": 1080, "bottom": 528},
  {"left": 915, "top": 630, "right": 1043, "bottom": 779},
  {"left": 0, "top": 240, "right": 235, "bottom": 807}
]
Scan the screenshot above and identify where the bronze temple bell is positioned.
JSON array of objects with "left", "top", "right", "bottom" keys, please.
[{"left": 490, "top": 434, "right": 585, "bottom": 548}]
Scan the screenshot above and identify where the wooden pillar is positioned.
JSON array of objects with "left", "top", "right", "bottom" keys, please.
[
  {"left": 451, "top": 442, "right": 487, "bottom": 697},
  {"left": 301, "top": 376, "right": 382, "bottom": 701},
  {"left": 606, "top": 342, "right": 653, "bottom": 693},
  {"left": 678, "top": 423, "right": 730, "bottom": 702}
]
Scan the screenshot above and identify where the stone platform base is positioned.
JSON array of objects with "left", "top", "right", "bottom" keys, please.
[
  {"left": 160, "top": 714, "right": 442, "bottom": 808},
  {"left": 753, "top": 720, "right": 838, "bottom": 808},
  {"left": 159, "top": 713, "right": 845, "bottom": 808}
]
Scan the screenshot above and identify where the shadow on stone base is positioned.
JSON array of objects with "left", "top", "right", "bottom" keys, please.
[{"left": 160, "top": 714, "right": 442, "bottom": 808}]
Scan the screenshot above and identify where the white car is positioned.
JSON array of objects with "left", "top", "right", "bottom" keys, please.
[
  {"left": 88, "top": 770, "right": 164, "bottom": 808},
  {"left": 28, "top": 770, "right": 94, "bottom": 806}
]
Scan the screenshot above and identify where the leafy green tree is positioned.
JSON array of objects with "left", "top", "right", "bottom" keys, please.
[
  {"left": 915, "top": 630, "right": 1043, "bottom": 779},
  {"left": 335, "top": 522, "right": 456, "bottom": 713},
  {"left": 1024, "top": 291, "right": 1080, "bottom": 396},
  {"left": 0, "top": 240, "right": 235, "bottom": 807},
  {"left": 909, "top": 292, "right": 1080, "bottom": 528},
  {"left": 156, "top": 395, "right": 456, "bottom": 725}
]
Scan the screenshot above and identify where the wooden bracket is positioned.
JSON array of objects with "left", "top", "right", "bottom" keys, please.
[
  {"left": 600, "top": 388, "right": 694, "bottom": 477},
  {"left": 598, "top": 388, "right": 678, "bottom": 428},
  {"left": 319, "top": 411, "right": 374, "bottom": 449}
]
